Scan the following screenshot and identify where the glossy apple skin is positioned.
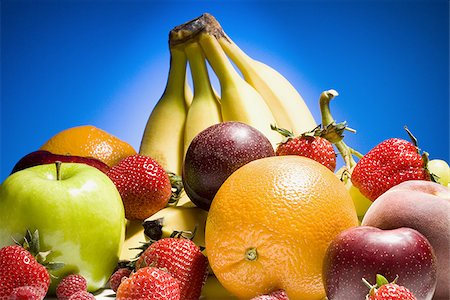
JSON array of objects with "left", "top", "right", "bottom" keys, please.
[
  {"left": 0, "top": 163, "right": 125, "bottom": 294},
  {"left": 11, "top": 150, "right": 110, "bottom": 174},
  {"left": 183, "top": 121, "right": 275, "bottom": 210},
  {"left": 323, "top": 226, "right": 437, "bottom": 300},
  {"left": 362, "top": 180, "right": 450, "bottom": 300}
]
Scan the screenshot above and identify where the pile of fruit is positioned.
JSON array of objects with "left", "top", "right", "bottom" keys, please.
[{"left": 1, "top": 13, "right": 449, "bottom": 300}]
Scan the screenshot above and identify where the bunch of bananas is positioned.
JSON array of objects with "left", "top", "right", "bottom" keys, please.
[
  {"left": 128, "top": 13, "right": 318, "bottom": 298},
  {"left": 139, "top": 13, "right": 317, "bottom": 175}
]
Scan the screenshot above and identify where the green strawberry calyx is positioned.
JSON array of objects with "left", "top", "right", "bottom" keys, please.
[
  {"left": 13, "top": 229, "right": 64, "bottom": 275},
  {"left": 363, "top": 274, "right": 398, "bottom": 299}
]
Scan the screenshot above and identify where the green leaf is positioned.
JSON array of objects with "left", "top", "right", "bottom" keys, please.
[
  {"left": 376, "top": 274, "right": 389, "bottom": 287},
  {"left": 45, "top": 261, "right": 65, "bottom": 271}
]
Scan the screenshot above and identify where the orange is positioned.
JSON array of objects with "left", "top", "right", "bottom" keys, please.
[
  {"left": 205, "top": 156, "right": 358, "bottom": 299},
  {"left": 40, "top": 125, "right": 137, "bottom": 167}
]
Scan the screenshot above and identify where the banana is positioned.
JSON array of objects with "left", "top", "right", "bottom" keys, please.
[
  {"left": 144, "top": 206, "right": 208, "bottom": 249},
  {"left": 219, "top": 34, "right": 316, "bottom": 135},
  {"left": 201, "top": 275, "right": 238, "bottom": 299},
  {"left": 183, "top": 42, "right": 222, "bottom": 156},
  {"left": 197, "top": 32, "right": 282, "bottom": 148},
  {"left": 120, "top": 205, "right": 207, "bottom": 261},
  {"left": 139, "top": 46, "right": 188, "bottom": 175},
  {"left": 184, "top": 78, "right": 193, "bottom": 109},
  {"left": 119, "top": 220, "right": 148, "bottom": 261}
]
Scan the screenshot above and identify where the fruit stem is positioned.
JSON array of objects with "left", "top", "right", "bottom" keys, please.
[
  {"left": 169, "top": 13, "right": 225, "bottom": 46},
  {"left": 319, "top": 90, "right": 361, "bottom": 169},
  {"left": 198, "top": 31, "right": 238, "bottom": 85},
  {"left": 55, "top": 161, "right": 62, "bottom": 181},
  {"left": 164, "top": 46, "right": 188, "bottom": 99},
  {"left": 362, "top": 277, "right": 374, "bottom": 289},
  {"left": 184, "top": 42, "right": 216, "bottom": 99},
  {"left": 245, "top": 247, "right": 258, "bottom": 261}
]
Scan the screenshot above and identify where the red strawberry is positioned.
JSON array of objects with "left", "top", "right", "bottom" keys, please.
[
  {"left": 109, "top": 268, "right": 132, "bottom": 292},
  {"left": 351, "top": 130, "right": 430, "bottom": 201},
  {"left": 365, "top": 274, "right": 417, "bottom": 300},
  {"left": 251, "top": 289, "right": 289, "bottom": 299},
  {"left": 8, "top": 284, "right": 47, "bottom": 300},
  {"left": 0, "top": 245, "right": 50, "bottom": 299},
  {"left": 56, "top": 274, "right": 88, "bottom": 300},
  {"left": 116, "top": 267, "right": 180, "bottom": 300},
  {"left": 272, "top": 125, "right": 336, "bottom": 172},
  {"left": 107, "top": 154, "right": 172, "bottom": 220},
  {"left": 136, "top": 238, "right": 208, "bottom": 300},
  {"left": 368, "top": 284, "right": 417, "bottom": 300},
  {"left": 67, "top": 291, "right": 96, "bottom": 300}
]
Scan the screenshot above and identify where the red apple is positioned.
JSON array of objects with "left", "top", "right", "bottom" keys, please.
[
  {"left": 11, "top": 150, "right": 110, "bottom": 174},
  {"left": 362, "top": 180, "right": 450, "bottom": 300},
  {"left": 322, "top": 226, "right": 437, "bottom": 300}
]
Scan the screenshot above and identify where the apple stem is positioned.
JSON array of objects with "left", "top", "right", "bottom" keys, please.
[{"left": 55, "top": 161, "right": 62, "bottom": 181}]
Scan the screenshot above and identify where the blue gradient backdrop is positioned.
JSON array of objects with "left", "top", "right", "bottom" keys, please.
[{"left": 1, "top": 0, "right": 449, "bottom": 181}]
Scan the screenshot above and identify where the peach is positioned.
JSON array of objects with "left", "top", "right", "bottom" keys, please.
[{"left": 362, "top": 180, "right": 450, "bottom": 300}]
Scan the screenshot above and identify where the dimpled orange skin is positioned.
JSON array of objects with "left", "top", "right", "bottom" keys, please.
[
  {"left": 40, "top": 125, "right": 137, "bottom": 167},
  {"left": 205, "top": 156, "right": 359, "bottom": 299}
]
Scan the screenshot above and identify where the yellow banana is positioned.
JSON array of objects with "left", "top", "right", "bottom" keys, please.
[
  {"left": 120, "top": 205, "right": 207, "bottom": 261},
  {"left": 144, "top": 206, "right": 208, "bottom": 249},
  {"left": 201, "top": 275, "right": 238, "bottom": 299},
  {"left": 139, "top": 46, "right": 187, "bottom": 175},
  {"left": 219, "top": 34, "right": 316, "bottom": 135},
  {"left": 119, "top": 220, "right": 148, "bottom": 261},
  {"left": 184, "top": 78, "right": 193, "bottom": 109},
  {"left": 198, "top": 32, "right": 281, "bottom": 148},
  {"left": 183, "top": 42, "right": 222, "bottom": 156}
]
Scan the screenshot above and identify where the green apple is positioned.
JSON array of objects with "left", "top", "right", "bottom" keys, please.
[{"left": 0, "top": 162, "right": 125, "bottom": 294}]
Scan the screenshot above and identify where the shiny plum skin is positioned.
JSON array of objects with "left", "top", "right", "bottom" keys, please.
[{"left": 182, "top": 122, "right": 275, "bottom": 210}]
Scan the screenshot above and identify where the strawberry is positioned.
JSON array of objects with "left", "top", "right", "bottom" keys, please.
[
  {"left": 251, "top": 289, "right": 289, "bottom": 299},
  {"left": 364, "top": 274, "right": 417, "bottom": 300},
  {"left": 8, "top": 285, "right": 47, "bottom": 300},
  {"left": 109, "top": 268, "right": 132, "bottom": 292},
  {"left": 56, "top": 274, "right": 88, "bottom": 300},
  {"left": 351, "top": 129, "right": 430, "bottom": 201},
  {"left": 0, "top": 245, "right": 50, "bottom": 299},
  {"left": 272, "top": 125, "right": 336, "bottom": 172},
  {"left": 107, "top": 154, "right": 172, "bottom": 220},
  {"left": 67, "top": 291, "right": 96, "bottom": 300},
  {"left": 136, "top": 238, "right": 208, "bottom": 300},
  {"left": 116, "top": 266, "right": 180, "bottom": 300}
]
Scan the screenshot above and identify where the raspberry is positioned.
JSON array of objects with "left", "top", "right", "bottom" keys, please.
[
  {"left": 56, "top": 274, "right": 88, "bottom": 300},
  {"left": 109, "top": 268, "right": 132, "bottom": 292},
  {"left": 67, "top": 290, "right": 96, "bottom": 300}
]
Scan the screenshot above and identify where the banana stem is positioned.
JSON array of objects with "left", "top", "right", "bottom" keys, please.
[
  {"left": 165, "top": 46, "right": 188, "bottom": 99},
  {"left": 319, "top": 90, "right": 360, "bottom": 169},
  {"left": 218, "top": 34, "right": 252, "bottom": 72},
  {"left": 184, "top": 42, "right": 216, "bottom": 99},
  {"left": 198, "top": 32, "right": 238, "bottom": 86}
]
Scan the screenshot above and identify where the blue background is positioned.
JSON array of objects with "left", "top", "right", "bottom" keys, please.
[{"left": 1, "top": 0, "right": 449, "bottom": 182}]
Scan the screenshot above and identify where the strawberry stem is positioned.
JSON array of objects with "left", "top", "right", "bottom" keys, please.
[
  {"left": 167, "top": 172, "right": 184, "bottom": 206},
  {"left": 404, "top": 126, "right": 419, "bottom": 148}
]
